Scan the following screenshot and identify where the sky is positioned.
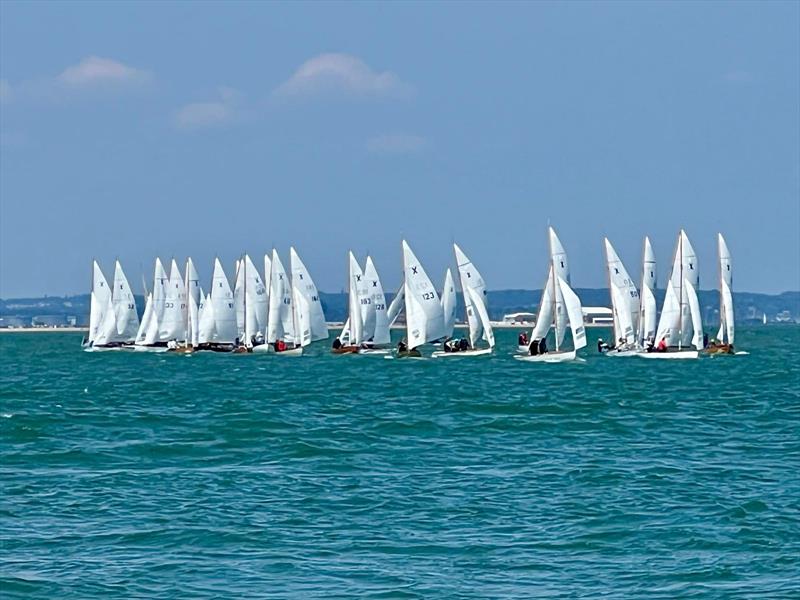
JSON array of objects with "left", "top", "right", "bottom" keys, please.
[{"left": 1, "top": 0, "right": 798, "bottom": 297}]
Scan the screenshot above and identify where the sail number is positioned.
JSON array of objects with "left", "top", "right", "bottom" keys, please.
[{"left": 421, "top": 292, "right": 436, "bottom": 300}]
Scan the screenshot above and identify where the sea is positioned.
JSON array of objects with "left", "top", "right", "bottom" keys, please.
[{"left": 1, "top": 327, "right": 798, "bottom": 599}]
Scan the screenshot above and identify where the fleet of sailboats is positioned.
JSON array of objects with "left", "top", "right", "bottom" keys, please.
[{"left": 83, "top": 231, "right": 740, "bottom": 359}]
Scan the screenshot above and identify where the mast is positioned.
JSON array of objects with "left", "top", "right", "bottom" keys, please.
[
  {"left": 243, "top": 254, "right": 248, "bottom": 347},
  {"left": 604, "top": 240, "right": 616, "bottom": 345},
  {"left": 678, "top": 232, "right": 684, "bottom": 350},
  {"left": 638, "top": 238, "right": 646, "bottom": 346},
  {"left": 549, "top": 230, "right": 559, "bottom": 352},
  {"left": 454, "top": 245, "right": 469, "bottom": 348},
  {"left": 718, "top": 236, "right": 725, "bottom": 343},
  {"left": 184, "top": 258, "right": 190, "bottom": 345}
]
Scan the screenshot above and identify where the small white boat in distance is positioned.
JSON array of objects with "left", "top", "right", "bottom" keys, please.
[
  {"left": 516, "top": 227, "right": 587, "bottom": 363},
  {"left": 433, "top": 243, "right": 495, "bottom": 358},
  {"left": 641, "top": 230, "right": 702, "bottom": 359}
]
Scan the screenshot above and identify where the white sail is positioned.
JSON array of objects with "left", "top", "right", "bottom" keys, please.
[
  {"left": 197, "top": 291, "right": 215, "bottom": 344},
  {"left": 136, "top": 293, "right": 154, "bottom": 345},
  {"left": 208, "top": 258, "right": 237, "bottom": 343},
  {"left": 111, "top": 260, "right": 139, "bottom": 342},
  {"left": 234, "top": 259, "right": 245, "bottom": 336},
  {"left": 364, "top": 256, "right": 390, "bottom": 345},
  {"left": 402, "top": 240, "right": 445, "bottom": 349},
  {"left": 669, "top": 230, "right": 699, "bottom": 290},
  {"left": 655, "top": 281, "right": 681, "bottom": 346},
  {"left": 604, "top": 238, "right": 639, "bottom": 345},
  {"left": 267, "top": 250, "right": 295, "bottom": 344},
  {"left": 158, "top": 259, "right": 187, "bottom": 341},
  {"left": 638, "top": 237, "right": 657, "bottom": 346},
  {"left": 88, "top": 261, "right": 111, "bottom": 345},
  {"left": 441, "top": 268, "right": 457, "bottom": 340},
  {"left": 639, "top": 285, "right": 657, "bottom": 345},
  {"left": 531, "top": 268, "right": 554, "bottom": 341},
  {"left": 717, "top": 234, "right": 734, "bottom": 344},
  {"left": 185, "top": 258, "right": 201, "bottom": 304},
  {"left": 554, "top": 278, "right": 567, "bottom": 350},
  {"left": 293, "top": 276, "right": 312, "bottom": 346},
  {"left": 188, "top": 286, "right": 202, "bottom": 347},
  {"left": 346, "top": 251, "right": 364, "bottom": 346},
  {"left": 557, "top": 276, "right": 587, "bottom": 350},
  {"left": 466, "top": 285, "right": 495, "bottom": 349},
  {"left": 387, "top": 284, "right": 405, "bottom": 326},
  {"left": 454, "top": 243, "right": 491, "bottom": 348},
  {"left": 135, "top": 258, "right": 168, "bottom": 346},
  {"left": 549, "top": 226, "right": 570, "bottom": 284},
  {"left": 290, "top": 247, "right": 328, "bottom": 342},
  {"left": 685, "top": 279, "right": 703, "bottom": 350}
]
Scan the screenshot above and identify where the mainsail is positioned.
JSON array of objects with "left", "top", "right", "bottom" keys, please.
[
  {"left": 363, "top": 256, "right": 390, "bottom": 345},
  {"left": 717, "top": 233, "right": 734, "bottom": 345},
  {"left": 655, "top": 230, "right": 702, "bottom": 349},
  {"left": 453, "top": 243, "right": 494, "bottom": 349},
  {"left": 604, "top": 238, "right": 639, "bottom": 345},
  {"left": 111, "top": 260, "right": 139, "bottom": 342},
  {"left": 267, "top": 250, "right": 295, "bottom": 344},
  {"left": 290, "top": 248, "right": 328, "bottom": 342},
  {"left": 638, "top": 237, "right": 657, "bottom": 346},
  {"left": 402, "top": 240, "right": 445, "bottom": 349},
  {"left": 441, "top": 268, "right": 457, "bottom": 340}
]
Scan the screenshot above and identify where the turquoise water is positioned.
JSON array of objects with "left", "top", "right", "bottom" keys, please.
[{"left": 1, "top": 327, "right": 799, "bottom": 598}]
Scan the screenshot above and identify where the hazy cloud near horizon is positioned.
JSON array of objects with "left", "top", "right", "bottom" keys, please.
[{"left": 0, "top": 1, "right": 798, "bottom": 297}]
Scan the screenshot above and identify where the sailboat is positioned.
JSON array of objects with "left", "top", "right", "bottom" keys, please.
[
  {"left": 261, "top": 249, "right": 304, "bottom": 355},
  {"left": 233, "top": 254, "right": 269, "bottom": 352},
  {"left": 332, "top": 251, "right": 369, "bottom": 354},
  {"left": 432, "top": 243, "right": 495, "bottom": 357},
  {"left": 641, "top": 229, "right": 703, "bottom": 359},
  {"left": 169, "top": 257, "right": 202, "bottom": 353},
  {"left": 395, "top": 240, "right": 446, "bottom": 358},
  {"left": 603, "top": 238, "right": 641, "bottom": 356},
  {"left": 441, "top": 268, "right": 457, "bottom": 341},
  {"left": 515, "top": 227, "right": 587, "bottom": 362},
  {"left": 637, "top": 237, "right": 658, "bottom": 349},
  {"left": 83, "top": 260, "right": 139, "bottom": 351},
  {"left": 196, "top": 258, "right": 237, "bottom": 352},
  {"left": 706, "top": 233, "right": 735, "bottom": 354},
  {"left": 361, "top": 256, "right": 391, "bottom": 352},
  {"left": 290, "top": 247, "right": 328, "bottom": 347},
  {"left": 133, "top": 258, "right": 170, "bottom": 352}
]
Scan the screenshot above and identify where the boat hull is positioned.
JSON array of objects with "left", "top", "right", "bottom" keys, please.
[
  {"left": 639, "top": 350, "right": 699, "bottom": 360},
  {"left": 515, "top": 350, "right": 577, "bottom": 363},
  {"left": 431, "top": 347, "right": 493, "bottom": 358}
]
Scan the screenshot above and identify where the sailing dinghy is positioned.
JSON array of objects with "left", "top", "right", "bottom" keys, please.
[
  {"left": 432, "top": 243, "right": 495, "bottom": 358},
  {"left": 602, "top": 238, "right": 641, "bottom": 356},
  {"left": 637, "top": 237, "right": 658, "bottom": 350},
  {"left": 83, "top": 260, "right": 139, "bottom": 350},
  {"left": 259, "top": 249, "right": 305, "bottom": 355},
  {"left": 641, "top": 230, "right": 702, "bottom": 359},
  {"left": 706, "top": 233, "right": 736, "bottom": 355},
  {"left": 195, "top": 258, "right": 237, "bottom": 352},
  {"left": 333, "top": 251, "right": 368, "bottom": 354},
  {"left": 395, "top": 240, "right": 446, "bottom": 358},
  {"left": 515, "top": 227, "right": 587, "bottom": 363},
  {"left": 133, "top": 258, "right": 170, "bottom": 352}
]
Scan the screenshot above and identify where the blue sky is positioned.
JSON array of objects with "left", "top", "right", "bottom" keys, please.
[{"left": 1, "top": 0, "right": 798, "bottom": 297}]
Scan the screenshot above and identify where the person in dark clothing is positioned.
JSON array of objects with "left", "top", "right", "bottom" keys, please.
[
  {"left": 458, "top": 338, "right": 469, "bottom": 352},
  {"left": 597, "top": 338, "right": 610, "bottom": 353},
  {"left": 538, "top": 337, "right": 547, "bottom": 354},
  {"left": 529, "top": 339, "right": 539, "bottom": 355},
  {"left": 332, "top": 337, "right": 342, "bottom": 350},
  {"left": 397, "top": 339, "right": 407, "bottom": 353},
  {"left": 703, "top": 332, "right": 709, "bottom": 348},
  {"left": 518, "top": 331, "right": 528, "bottom": 346}
]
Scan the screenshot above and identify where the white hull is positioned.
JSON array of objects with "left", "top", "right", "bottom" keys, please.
[
  {"left": 131, "top": 345, "right": 169, "bottom": 353},
  {"left": 357, "top": 348, "right": 391, "bottom": 356},
  {"left": 517, "top": 345, "right": 530, "bottom": 354},
  {"left": 605, "top": 348, "right": 643, "bottom": 357},
  {"left": 515, "top": 350, "right": 578, "bottom": 363},
  {"left": 639, "top": 350, "right": 699, "bottom": 360},
  {"left": 431, "top": 347, "right": 493, "bottom": 358},
  {"left": 82, "top": 345, "right": 125, "bottom": 353}
]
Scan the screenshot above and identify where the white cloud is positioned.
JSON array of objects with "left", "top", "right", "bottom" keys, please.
[
  {"left": 57, "top": 56, "right": 152, "bottom": 87},
  {"left": 275, "top": 53, "right": 412, "bottom": 99},
  {"left": 366, "top": 133, "right": 428, "bottom": 155},
  {"left": 174, "top": 87, "right": 243, "bottom": 130}
]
